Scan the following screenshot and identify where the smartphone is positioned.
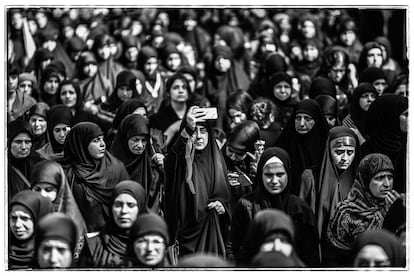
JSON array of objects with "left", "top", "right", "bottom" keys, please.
[{"left": 196, "top": 107, "right": 218, "bottom": 120}]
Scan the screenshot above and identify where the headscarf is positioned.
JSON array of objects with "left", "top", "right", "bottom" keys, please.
[
  {"left": 75, "top": 51, "right": 112, "bottom": 102},
  {"left": 317, "top": 126, "right": 361, "bottom": 239},
  {"left": 359, "top": 67, "right": 387, "bottom": 84},
  {"left": 39, "top": 63, "right": 61, "bottom": 101},
  {"left": 250, "top": 251, "right": 305, "bottom": 268},
  {"left": 34, "top": 213, "right": 78, "bottom": 267},
  {"left": 352, "top": 229, "right": 405, "bottom": 267},
  {"left": 245, "top": 209, "right": 303, "bottom": 264},
  {"left": 31, "top": 160, "right": 87, "bottom": 244},
  {"left": 227, "top": 120, "right": 261, "bottom": 154},
  {"left": 112, "top": 99, "right": 147, "bottom": 131},
  {"left": 63, "top": 122, "right": 129, "bottom": 209},
  {"left": 308, "top": 76, "right": 336, "bottom": 99},
  {"left": 226, "top": 89, "right": 253, "bottom": 116},
  {"left": 276, "top": 99, "right": 329, "bottom": 195},
  {"left": 104, "top": 70, "right": 139, "bottom": 112},
  {"left": 252, "top": 147, "right": 292, "bottom": 210},
  {"left": 358, "top": 41, "right": 383, "bottom": 73},
  {"left": 8, "top": 119, "right": 35, "bottom": 181},
  {"left": 9, "top": 190, "right": 54, "bottom": 269},
  {"left": 349, "top": 82, "right": 378, "bottom": 137},
  {"left": 364, "top": 94, "right": 408, "bottom": 162},
  {"left": 110, "top": 114, "right": 153, "bottom": 193},
  {"left": 165, "top": 119, "right": 231, "bottom": 256},
  {"left": 46, "top": 104, "right": 73, "bottom": 154},
  {"left": 18, "top": 73, "right": 39, "bottom": 100},
  {"left": 178, "top": 253, "right": 232, "bottom": 268},
  {"left": 93, "top": 180, "right": 146, "bottom": 263},
  {"left": 127, "top": 212, "right": 169, "bottom": 267},
  {"left": 315, "top": 94, "right": 338, "bottom": 119},
  {"left": 27, "top": 102, "right": 50, "bottom": 150},
  {"left": 327, "top": 153, "right": 394, "bottom": 251}
]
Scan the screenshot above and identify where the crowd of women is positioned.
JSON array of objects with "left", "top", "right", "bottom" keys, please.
[{"left": 7, "top": 7, "right": 408, "bottom": 269}]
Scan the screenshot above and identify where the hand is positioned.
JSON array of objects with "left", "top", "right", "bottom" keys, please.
[
  {"left": 186, "top": 106, "right": 207, "bottom": 129},
  {"left": 228, "top": 172, "right": 240, "bottom": 186},
  {"left": 207, "top": 201, "right": 225, "bottom": 215},
  {"left": 384, "top": 190, "right": 401, "bottom": 210},
  {"left": 152, "top": 153, "right": 165, "bottom": 168}
]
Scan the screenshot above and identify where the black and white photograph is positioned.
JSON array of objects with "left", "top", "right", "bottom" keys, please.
[{"left": 3, "top": 1, "right": 411, "bottom": 271}]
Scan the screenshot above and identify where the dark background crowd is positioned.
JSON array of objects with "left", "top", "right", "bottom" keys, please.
[{"left": 6, "top": 6, "right": 408, "bottom": 270}]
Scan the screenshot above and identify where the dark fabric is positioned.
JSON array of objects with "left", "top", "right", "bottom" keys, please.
[
  {"left": 75, "top": 51, "right": 112, "bottom": 102},
  {"left": 127, "top": 212, "right": 169, "bottom": 267},
  {"left": 276, "top": 99, "right": 329, "bottom": 196},
  {"left": 250, "top": 251, "right": 305, "bottom": 267},
  {"left": 383, "top": 198, "right": 406, "bottom": 235},
  {"left": 80, "top": 180, "right": 146, "bottom": 267},
  {"left": 178, "top": 253, "right": 232, "bottom": 267},
  {"left": 165, "top": 120, "right": 231, "bottom": 257},
  {"left": 315, "top": 94, "right": 338, "bottom": 117},
  {"left": 9, "top": 190, "right": 54, "bottom": 269},
  {"left": 352, "top": 229, "right": 405, "bottom": 267},
  {"left": 101, "top": 70, "right": 139, "bottom": 115},
  {"left": 150, "top": 101, "right": 181, "bottom": 132},
  {"left": 203, "top": 45, "right": 250, "bottom": 129},
  {"left": 244, "top": 209, "right": 305, "bottom": 267},
  {"left": 35, "top": 213, "right": 78, "bottom": 254},
  {"left": 39, "top": 66, "right": 60, "bottom": 107},
  {"left": 308, "top": 77, "right": 336, "bottom": 99},
  {"left": 9, "top": 90, "right": 37, "bottom": 122},
  {"left": 110, "top": 114, "right": 161, "bottom": 211},
  {"left": 326, "top": 154, "right": 394, "bottom": 253},
  {"left": 62, "top": 122, "right": 130, "bottom": 232},
  {"left": 346, "top": 82, "right": 377, "bottom": 139},
  {"left": 317, "top": 126, "right": 361, "bottom": 256},
  {"left": 31, "top": 160, "right": 87, "bottom": 244},
  {"left": 8, "top": 120, "right": 42, "bottom": 189},
  {"left": 265, "top": 72, "right": 298, "bottom": 129},
  {"left": 112, "top": 99, "right": 147, "bottom": 131},
  {"left": 92, "top": 35, "right": 124, "bottom": 89},
  {"left": 230, "top": 147, "right": 319, "bottom": 266},
  {"left": 360, "top": 67, "right": 387, "bottom": 84},
  {"left": 250, "top": 53, "right": 287, "bottom": 99},
  {"left": 362, "top": 95, "right": 408, "bottom": 192},
  {"left": 136, "top": 46, "right": 166, "bottom": 115}
]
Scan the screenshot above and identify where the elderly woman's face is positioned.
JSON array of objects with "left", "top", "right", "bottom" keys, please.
[
  {"left": 11, "top": 132, "right": 32, "bottom": 159},
  {"left": 192, "top": 125, "right": 209, "bottom": 151},
  {"left": 10, "top": 205, "right": 34, "bottom": 241},
  {"left": 112, "top": 193, "right": 139, "bottom": 229},
  {"left": 294, "top": 113, "right": 315, "bottom": 135},
  {"left": 353, "top": 244, "right": 390, "bottom": 267},
  {"left": 368, "top": 171, "right": 393, "bottom": 199},
  {"left": 29, "top": 115, "right": 47, "bottom": 136},
  {"left": 128, "top": 135, "right": 147, "bottom": 155},
  {"left": 134, "top": 234, "right": 166, "bottom": 266}
]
